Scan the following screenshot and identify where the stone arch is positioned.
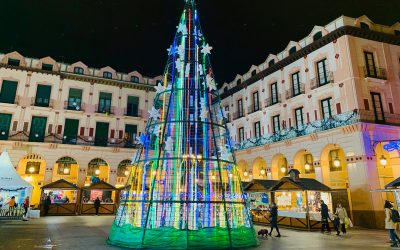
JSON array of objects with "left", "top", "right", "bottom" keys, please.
[
  {"left": 320, "top": 144, "right": 348, "bottom": 189},
  {"left": 86, "top": 158, "right": 110, "bottom": 185},
  {"left": 52, "top": 156, "right": 79, "bottom": 184},
  {"left": 271, "top": 153, "right": 288, "bottom": 179},
  {"left": 293, "top": 149, "right": 316, "bottom": 178},
  {"left": 252, "top": 157, "right": 267, "bottom": 179}
]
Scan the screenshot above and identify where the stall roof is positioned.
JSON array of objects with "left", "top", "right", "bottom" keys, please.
[
  {"left": 42, "top": 179, "right": 79, "bottom": 190},
  {"left": 84, "top": 180, "right": 117, "bottom": 190},
  {"left": 385, "top": 177, "right": 400, "bottom": 189},
  {"left": 0, "top": 150, "right": 33, "bottom": 192},
  {"left": 270, "top": 177, "right": 331, "bottom": 192},
  {"left": 244, "top": 180, "right": 279, "bottom": 192}
]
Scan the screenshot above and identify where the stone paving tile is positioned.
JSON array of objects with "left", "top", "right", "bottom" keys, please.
[{"left": 0, "top": 216, "right": 396, "bottom": 250}]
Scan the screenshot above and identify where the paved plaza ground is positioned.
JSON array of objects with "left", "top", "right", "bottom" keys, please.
[{"left": 0, "top": 216, "right": 395, "bottom": 249}]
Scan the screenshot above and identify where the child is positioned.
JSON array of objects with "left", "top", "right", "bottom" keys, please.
[{"left": 332, "top": 214, "right": 341, "bottom": 236}]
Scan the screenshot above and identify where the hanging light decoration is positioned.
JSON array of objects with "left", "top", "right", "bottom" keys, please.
[
  {"left": 124, "top": 170, "right": 130, "bottom": 176},
  {"left": 333, "top": 157, "right": 341, "bottom": 168},
  {"left": 380, "top": 155, "right": 388, "bottom": 167},
  {"left": 63, "top": 167, "right": 70, "bottom": 174},
  {"left": 280, "top": 166, "right": 287, "bottom": 173},
  {"left": 95, "top": 169, "right": 100, "bottom": 175},
  {"left": 260, "top": 169, "right": 266, "bottom": 175},
  {"left": 243, "top": 171, "right": 248, "bottom": 177},
  {"left": 29, "top": 166, "right": 35, "bottom": 173},
  {"left": 304, "top": 163, "right": 311, "bottom": 171}
]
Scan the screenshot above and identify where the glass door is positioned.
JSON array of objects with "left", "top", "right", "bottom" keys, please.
[
  {"left": 63, "top": 119, "right": 79, "bottom": 144},
  {"left": 29, "top": 116, "right": 47, "bottom": 142},
  {"left": 95, "top": 122, "right": 109, "bottom": 146},
  {"left": 371, "top": 92, "right": 385, "bottom": 123},
  {"left": 0, "top": 113, "right": 12, "bottom": 140}
]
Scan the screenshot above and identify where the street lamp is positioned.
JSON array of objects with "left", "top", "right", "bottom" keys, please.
[{"left": 380, "top": 155, "right": 388, "bottom": 167}]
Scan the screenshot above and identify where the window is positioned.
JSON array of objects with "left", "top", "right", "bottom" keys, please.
[
  {"left": 41, "top": 63, "right": 53, "bottom": 71},
  {"left": 313, "top": 31, "right": 322, "bottom": 41},
  {"left": 0, "top": 80, "right": 18, "bottom": 104},
  {"left": 67, "top": 88, "right": 83, "bottom": 111},
  {"left": 131, "top": 76, "right": 139, "bottom": 83},
  {"left": 252, "top": 91, "right": 259, "bottom": 112},
  {"left": 295, "top": 107, "right": 304, "bottom": 128},
  {"left": 29, "top": 116, "right": 47, "bottom": 142},
  {"left": 371, "top": 92, "right": 385, "bottom": 123},
  {"left": 8, "top": 58, "right": 20, "bottom": 66},
  {"left": 238, "top": 127, "right": 245, "bottom": 142},
  {"left": 224, "top": 87, "right": 228, "bottom": 93},
  {"left": 0, "top": 113, "right": 12, "bottom": 140},
  {"left": 57, "top": 157, "right": 76, "bottom": 175},
  {"left": 127, "top": 96, "right": 139, "bottom": 117},
  {"left": 360, "top": 22, "right": 370, "bottom": 30},
  {"left": 321, "top": 98, "right": 332, "bottom": 119},
  {"left": 98, "top": 92, "right": 112, "bottom": 114},
  {"left": 395, "top": 30, "right": 400, "bottom": 36},
  {"left": 103, "top": 71, "right": 113, "bottom": 79},
  {"left": 238, "top": 99, "right": 244, "bottom": 117},
  {"left": 225, "top": 106, "right": 230, "bottom": 121},
  {"left": 74, "top": 67, "right": 84, "bottom": 75},
  {"left": 251, "top": 70, "right": 257, "bottom": 77},
  {"left": 271, "top": 82, "right": 278, "bottom": 104},
  {"left": 364, "top": 51, "right": 377, "bottom": 78},
  {"left": 95, "top": 122, "right": 109, "bottom": 147},
  {"left": 289, "top": 46, "right": 297, "bottom": 55},
  {"left": 63, "top": 119, "right": 79, "bottom": 144},
  {"left": 25, "top": 162, "right": 40, "bottom": 174},
  {"left": 317, "top": 59, "right": 328, "bottom": 85},
  {"left": 125, "top": 124, "right": 137, "bottom": 148},
  {"left": 292, "top": 72, "right": 301, "bottom": 96},
  {"left": 272, "top": 115, "right": 280, "bottom": 133},
  {"left": 35, "top": 84, "right": 52, "bottom": 107},
  {"left": 236, "top": 79, "right": 242, "bottom": 85},
  {"left": 254, "top": 121, "right": 261, "bottom": 138},
  {"left": 268, "top": 59, "right": 275, "bottom": 67}
]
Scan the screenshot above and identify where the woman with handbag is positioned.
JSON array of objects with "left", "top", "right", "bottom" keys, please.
[{"left": 335, "top": 203, "right": 348, "bottom": 235}]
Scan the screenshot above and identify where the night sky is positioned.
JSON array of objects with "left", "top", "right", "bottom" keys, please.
[{"left": 0, "top": 0, "right": 399, "bottom": 84}]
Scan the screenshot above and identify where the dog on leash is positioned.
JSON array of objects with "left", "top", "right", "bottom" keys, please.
[{"left": 258, "top": 229, "right": 269, "bottom": 238}]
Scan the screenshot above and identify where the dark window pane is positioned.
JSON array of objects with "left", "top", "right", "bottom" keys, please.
[
  {"left": 0, "top": 80, "right": 18, "bottom": 104},
  {"left": 35, "top": 85, "right": 52, "bottom": 107},
  {"left": 42, "top": 63, "right": 53, "bottom": 71},
  {"left": 8, "top": 58, "right": 20, "bottom": 66}
]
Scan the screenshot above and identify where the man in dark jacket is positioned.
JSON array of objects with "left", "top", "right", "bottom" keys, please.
[
  {"left": 320, "top": 200, "right": 331, "bottom": 233},
  {"left": 94, "top": 197, "right": 101, "bottom": 216},
  {"left": 268, "top": 202, "right": 281, "bottom": 237}
]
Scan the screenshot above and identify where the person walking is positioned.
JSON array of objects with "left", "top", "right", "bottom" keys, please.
[
  {"left": 6, "top": 196, "right": 16, "bottom": 216},
  {"left": 22, "top": 196, "right": 30, "bottom": 220},
  {"left": 320, "top": 200, "right": 331, "bottom": 233},
  {"left": 94, "top": 197, "right": 101, "bottom": 216},
  {"left": 385, "top": 200, "right": 400, "bottom": 247},
  {"left": 335, "top": 203, "right": 348, "bottom": 235},
  {"left": 43, "top": 195, "right": 51, "bottom": 216},
  {"left": 268, "top": 202, "right": 281, "bottom": 237}
]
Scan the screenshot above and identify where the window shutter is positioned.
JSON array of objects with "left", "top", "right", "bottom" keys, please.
[
  {"left": 119, "top": 130, "right": 123, "bottom": 139},
  {"left": 89, "top": 128, "right": 94, "bottom": 136},
  {"left": 23, "top": 122, "right": 29, "bottom": 132},
  {"left": 12, "top": 121, "right": 18, "bottom": 131},
  {"left": 306, "top": 112, "right": 310, "bottom": 123},
  {"left": 48, "top": 124, "right": 53, "bottom": 134},
  {"left": 314, "top": 110, "right": 318, "bottom": 120},
  {"left": 364, "top": 99, "right": 370, "bottom": 111},
  {"left": 389, "top": 103, "right": 394, "bottom": 114},
  {"left": 111, "top": 129, "right": 115, "bottom": 138}
]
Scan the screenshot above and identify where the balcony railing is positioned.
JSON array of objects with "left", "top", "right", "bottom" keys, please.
[
  {"left": 64, "top": 101, "right": 86, "bottom": 112},
  {"left": 234, "top": 111, "right": 358, "bottom": 151},
  {"left": 95, "top": 105, "right": 115, "bottom": 115},
  {"left": 310, "top": 71, "right": 334, "bottom": 90},
  {"left": 363, "top": 66, "right": 387, "bottom": 80},
  {"left": 232, "top": 111, "right": 245, "bottom": 120},
  {"left": 124, "top": 108, "right": 143, "bottom": 118},
  {"left": 264, "top": 96, "right": 281, "bottom": 108},
  {"left": 358, "top": 109, "right": 400, "bottom": 126},
  {"left": 31, "top": 97, "right": 55, "bottom": 108},
  {"left": 286, "top": 84, "right": 305, "bottom": 99},
  {"left": 247, "top": 103, "right": 261, "bottom": 114},
  {"left": 7, "top": 131, "right": 140, "bottom": 148}
]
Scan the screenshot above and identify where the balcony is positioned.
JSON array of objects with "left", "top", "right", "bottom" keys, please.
[
  {"left": 363, "top": 66, "right": 387, "bottom": 80},
  {"left": 235, "top": 111, "right": 358, "bottom": 151},
  {"left": 264, "top": 96, "right": 281, "bottom": 108},
  {"left": 358, "top": 109, "right": 400, "bottom": 126},
  {"left": 64, "top": 101, "right": 85, "bottom": 112},
  {"left": 310, "top": 71, "right": 334, "bottom": 90},
  {"left": 232, "top": 111, "right": 245, "bottom": 120},
  {"left": 31, "top": 97, "right": 55, "bottom": 108},
  {"left": 8, "top": 132, "right": 140, "bottom": 148},
  {"left": 95, "top": 105, "right": 115, "bottom": 115},
  {"left": 285, "top": 84, "right": 305, "bottom": 99},
  {"left": 124, "top": 108, "right": 143, "bottom": 118},
  {"left": 247, "top": 103, "right": 261, "bottom": 114}
]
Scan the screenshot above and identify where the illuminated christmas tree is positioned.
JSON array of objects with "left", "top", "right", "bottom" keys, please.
[{"left": 108, "top": 0, "right": 257, "bottom": 248}]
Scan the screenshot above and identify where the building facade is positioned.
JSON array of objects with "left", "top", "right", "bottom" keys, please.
[
  {"left": 0, "top": 51, "right": 160, "bottom": 206},
  {"left": 219, "top": 15, "right": 400, "bottom": 228}
]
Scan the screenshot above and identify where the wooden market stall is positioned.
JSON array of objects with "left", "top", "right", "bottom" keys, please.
[
  {"left": 41, "top": 179, "right": 80, "bottom": 215},
  {"left": 270, "top": 169, "right": 333, "bottom": 231},
  {"left": 244, "top": 179, "right": 278, "bottom": 224},
  {"left": 80, "top": 181, "right": 117, "bottom": 215}
]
